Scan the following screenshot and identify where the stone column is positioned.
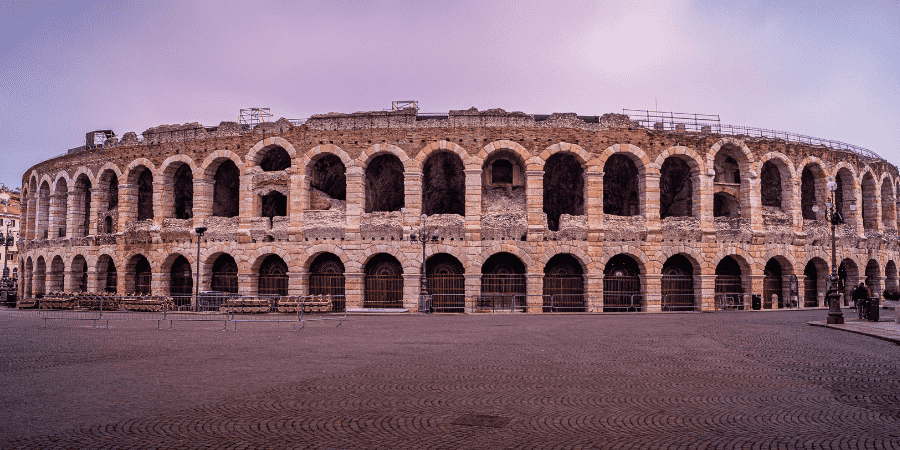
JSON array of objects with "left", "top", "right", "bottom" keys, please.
[
  {"left": 193, "top": 178, "right": 214, "bottom": 222},
  {"left": 464, "top": 273, "right": 481, "bottom": 313},
  {"left": 525, "top": 272, "right": 543, "bottom": 313},
  {"left": 464, "top": 169, "right": 482, "bottom": 241},
  {"left": 644, "top": 273, "right": 662, "bottom": 312},
  {"left": 89, "top": 187, "right": 107, "bottom": 235},
  {"left": 238, "top": 273, "right": 254, "bottom": 296},
  {"left": 585, "top": 170, "right": 603, "bottom": 242},
  {"left": 750, "top": 274, "right": 766, "bottom": 309},
  {"left": 289, "top": 169, "right": 304, "bottom": 235},
  {"left": 152, "top": 270, "right": 167, "bottom": 296},
  {"left": 238, "top": 169, "right": 258, "bottom": 231},
  {"left": 154, "top": 180, "right": 172, "bottom": 222},
  {"left": 403, "top": 172, "right": 422, "bottom": 228},
  {"left": 698, "top": 172, "right": 714, "bottom": 233},
  {"left": 584, "top": 273, "right": 603, "bottom": 312},
  {"left": 66, "top": 188, "right": 80, "bottom": 238},
  {"left": 117, "top": 184, "right": 137, "bottom": 226},
  {"left": 344, "top": 272, "right": 364, "bottom": 310},
  {"left": 644, "top": 172, "right": 661, "bottom": 231},
  {"left": 345, "top": 169, "right": 364, "bottom": 240},
  {"left": 288, "top": 271, "right": 303, "bottom": 297},
  {"left": 748, "top": 171, "right": 763, "bottom": 232},
  {"left": 525, "top": 170, "right": 545, "bottom": 241},
  {"left": 48, "top": 193, "right": 67, "bottom": 238},
  {"left": 698, "top": 273, "right": 717, "bottom": 311},
  {"left": 403, "top": 272, "right": 421, "bottom": 311}
]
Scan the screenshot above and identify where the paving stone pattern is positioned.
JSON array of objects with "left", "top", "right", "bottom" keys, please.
[{"left": 2, "top": 309, "right": 899, "bottom": 449}]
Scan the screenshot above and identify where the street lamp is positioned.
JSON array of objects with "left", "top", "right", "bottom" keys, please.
[
  {"left": 813, "top": 177, "right": 844, "bottom": 324},
  {"left": 194, "top": 226, "right": 207, "bottom": 311},
  {"left": 411, "top": 214, "right": 438, "bottom": 312}
]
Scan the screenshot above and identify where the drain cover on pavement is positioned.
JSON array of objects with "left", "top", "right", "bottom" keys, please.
[{"left": 452, "top": 414, "right": 512, "bottom": 428}]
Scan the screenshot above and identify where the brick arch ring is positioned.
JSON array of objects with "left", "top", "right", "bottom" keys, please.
[
  {"left": 246, "top": 137, "right": 298, "bottom": 165},
  {"left": 356, "top": 143, "right": 415, "bottom": 171},
  {"left": 707, "top": 137, "right": 755, "bottom": 170},
  {"left": 299, "top": 244, "right": 353, "bottom": 271},
  {"left": 298, "top": 144, "right": 354, "bottom": 171},
  {"left": 595, "top": 143, "right": 651, "bottom": 174},
  {"left": 415, "top": 140, "right": 470, "bottom": 169},
  {"left": 200, "top": 150, "right": 245, "bottom": 177},
  {"left": 538, "top": 246, "right": 593, "bottom": 272},
  {"left": 159, "top": 154, "right": 200, "bottom": 177},
  {"left": 537, "top": 142, "right": 593, "bottom": 167},
  {"left": 473, "top": 244, "right": 537, "bottom": 272},
  {"left": 472, "top": 140, "right": 532, "bottom": 168}
]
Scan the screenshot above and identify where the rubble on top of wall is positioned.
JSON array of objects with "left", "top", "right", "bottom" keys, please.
[
  {"left": 481, "top": 212, "right": 527, "bottom": 241},
  {"left": 548, "top": 214, "right": 587, "bottom": 241},
  {"left": 303, "top": 209, "right": 345, "bottom": 240},
  {"left": 424, "top": 214, "right": 465, "bottom": 240},
  {"left": 253, "top": 118, "right": 293, "bottom": 135},
  {"left": 714, "top": 217, "right": 752, "bottom": 242},
  {"left": 661, "top": 216, "right": 701, "bottom": 241},
  {"left": 603, "top": 215, "right": 647, "bottom": 241},
  {"left": 482, "top": 185, "right": 526, "bottom": 213},
  {"left": 160, "top": 218, "right": 194, "bottom": 242},
  {"left": 309, "top": 187, "right": 346, "bottom": 211},
  {"left": 202, "top": 216, "right": 240, "bottom": 242},
  {"left": 252, "top": 172, "right": 291, "bottom": 196},
  {"left": 360, "top": 211, "right": 403, "bottom": 240}
]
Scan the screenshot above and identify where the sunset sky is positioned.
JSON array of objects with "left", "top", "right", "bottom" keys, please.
[{"left": 1, "top": 0, "right": 898, "bottom": 188}]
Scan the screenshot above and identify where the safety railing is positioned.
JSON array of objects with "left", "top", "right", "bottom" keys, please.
[
  {"left": 601, "top": 293, "right": 643, "bottom": 312},
  {"left": 36, "top": 292, "right": 345, "bottom": 330},
  {"left": 475, "top": 294, "right": 528, "bottom": 312},
  {"left": 544, "top": 294, "right": 587, "bottom": 313},
  {"left": 660, "top": 293, "right": 702, "bottom": 312},
  {"left": 715, "top": 293, "right": 748, "bottom": 311}
]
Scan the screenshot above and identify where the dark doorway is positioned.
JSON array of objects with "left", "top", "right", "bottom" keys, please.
[
  {"left": 661, "top": 255, "right": 695, "bottom": 311},
  {"left": 212, "top": 254, "right": 239, "bottom": 294},
  {"left": 480, "top": 252, "right": 526, "bottom": 311},
  {"left": 543, "top": 254, "right": 584, "bottom": 312},
  {"left": 213, "top": 160, "right": 240, "bottom": 217},
  {"left": 426, "top": 253, "right": 465, "bottom": 313},
  {"left": 136, "top": 168, "right": 154, "bottom": 221},
  {"left": 364, "top": 254, "right": 404, "bottom": 308},
  {"left": 133, "top": 256, "right": 152, "bottom": 295},
  {"left": 543, "top": 153, "right": 584, "bottom": 231},
  {"left": 261, "top": 191, "right": 287, "bottom": 218},
  {"left": 259, "top": 146, "right": 291, "bottom": 171},
  {"left": 603, "top": 254, "right": 641, "bottom": 312},
  {"left": 659, "top": 157, "right": 693, "bottom": 218},
  {"left": 365, "top": 154, "right": 405, "bottom": 212},
  {"left": 603, "top": 154, "right": 640, "bottom": 216},
  {"left": 715, "top": 256, "right": 743, "bottom": 310},
  {"left": 309, "top": 253, "right": 346, "bottom": 311},
  {"left": 258, "top": 255, "right": 289, "bottom": 297},
  {"left": 173, "top": 165, "right": 193, "bottom": 219},
  {"left": 763, "top": 259, "right": 783, "bottom": 309}
]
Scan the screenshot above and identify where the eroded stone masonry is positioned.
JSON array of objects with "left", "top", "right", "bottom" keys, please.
[{"left": 17, "top": 107, "right": 900, "bottom": 313}]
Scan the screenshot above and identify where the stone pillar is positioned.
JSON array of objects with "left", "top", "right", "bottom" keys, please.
[
  {"left": 344, "top": 272, "right": 364, "bottom": 310},
  {"left": 698, "top": 273, "right": 717, "bottom": 311},
  {"left": 750, "top": 274, "right": 766, "bottom": 308},
  {"left": 85, "top": 267, "right": 99, "bottom": 293},
  {"left": 464, "top": 273, "right": 481, "bottom": 313},
  {"left": 644, "top": 273, "right": 662, "bottom": 312},
  {"left": 585, "top": 170, "right": 603, "bottom": 241},
  {"left": 89, "top": 187, "right": 106, "bottom": 235},
  {"left": 238, "top": 169, "right": 258, "bottom": 231},
  {"left": 790, "top": 180, "right": 803, "bottom": 233},
  {"left": 152, "top": 270, "right": 167, "bottom": 296},
  {"left": 464, "top": 169, "right": 482, "bottom": 241},
  {"left": 644, "top": 172, "right": 661, "bottom": 230},
  {"left": 698, "top": 172, "right": 714, "bottom": 233},
  {"left": 238, "top": 273, "right": 254, "bottom": 296},
  {"left": 118, "top": 184, "right": 137, "bottom": 226},
  {"left": 526, "top": 170, "right": 545, "bottom": 241},
  {"left": 585, "top": 273, "right": 603, "bottom": 312},
  {"left": 288, "top": 271, "right": 303, "bottom": 297},
  {"left": 345, "top": 169, "right": 364, "bottom": 240},
  {"left": 748, "top": 172, "right": 763, "bottom": 232},
  {"left": 48, "top": 193, "right": 67, "bottom": 238},
  {"left": 193, "top": 178, "right": 214, "bottom": 222},
  {"left": 525, "top": 272, "right": 543, "bottom": 313},
  {"left": 154, "top": 180, "right": 172, "bottom": 221},
  {"left": 403, "top": 172, "right": 422, "bottom": 228},
  {"left": 289, "top": 169, "right": 304, "bottom": 234},
  {"left": 66, "top": 188, "right": 80, "bottom": 238},
  {"left": 36, "top": 192, "right": 49, "bottom": 239},
  {"left": 403, "top": 273, "right": 421, "bottom": 311}
]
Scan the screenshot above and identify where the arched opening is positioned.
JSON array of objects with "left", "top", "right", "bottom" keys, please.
[
  {"left": 865, "top": 259, "right": 881, "bottom": 298},
  {"left": 422, "top": 152, "right": 465, "bottom": 216},
  {"left": 603, "top": 154, "right": 640, "bottom": 216},
  {"left": 72, "top": 255, "right": 87, "bottom": 293},
  {"left": 34, "top": 257, "right": 46, "bottom": 298},
  {"left": 308, "top": 154, "right": 347, "bottom": 210},
  {"left": 804, "top": 259, "right": 827, "bottom": 308},
  {"left": 713, "top": 192, "right": 740, "bottom": 217},
  {"left": 48, "top": 256, "right": 65, "bottom": 293},
  {"left": 134, "top": 167, "right": 154, "bottom": 221},
  {"left": 131, "top": 255, "right": 152, "bottom": 295},
  {"left": 838, "top": 258, "right": 860, "bottom": 307},
  {"left": 169, "top": 255, "right": 193, "bottom": 304},
  {"left": 211, "top": 254, "right": 238, "bottom": 294},
  {"left": 104, "top": 216, "right": 114, "bottom": 234},
  {"left": 425, "top": 253, "right": 464, "bottom": 313},
  {"left": 862, "top": 173, "right": 877, "bottom": 230},
  {"left": 881, "top": 178, "right": 895, "bottom": 230},
  {"left": 37, "top": 181, "right": 50, "bottom": 239},
  {"left": 24, "top": 258, "right": 33, "bottom": 298},
  {"left": 99, "top": 170, "right": 119, "bottom": 234},
  {"left": 172, "top": 164, "right": 193, "bottom": 220},
  {"left": 543, "top": 153, "right": 584, "bottom": 231},
  {"left": 885, "top": 260, "right": 898, "bottom": 295},
  {"left": 603, "top": 255, "right": 641, "bottom": 312},
  {"left": 834, "top": 169, "right": 855, "bottom": 225},
  {"left": 364, "top": 253, "right": 403, "bottom": 308},
  {"left": 260, "top": 191, "right": 287, "bottom": 219},
  {"left": 258, "top": 254, "right": 289, "bottom": 297},
  {"left": 661, "top": 254, "right": 695, "bottom": 311},
  {"left": 801, "top": 165, "right": 822, "bottom": 220},
  {"left": 309, "top": 253, "right": 346, "bottom": 311},
  {"left": 760, "top": 161, "right": 783, "bottom": 209},
  {"left": 659, "top": 157, "right": 694, "bottom": 218},
  {"left": 73, "top": 175, "right": 92, "bottom": 237},
  {"left": 713, "top": 153, "right": 741, "bottom": 184},
  {"left": 212, "top": 159, "right": 240, "bottom": 217},
  {"left": 763, "top": 258, "right": 784, "bottom": 309},
  {"left": 482, "top": 151, "right": 526, "bottom": 237},
  {"left": 259, "top": 146, "right": 291, "bottom": 172},
  {"left": 52, "top": 178, "right": 68, "bottom": 238},
  {"left": 98, "top": 255, "right": 117, "bottom": 294},
  {"left": 491, "top": 160, "right": 513, "bottom": 183},
  {"left": 365, "top": 154, "right": 405, "bottom": 213},
  {"left": 543, "top": 254, "right": 584, "bottom": 312},
  {"left": 715, "top": 256, "right": 744, "bottom": 310},
  {"left": 480, "top": 252, "right": 526, "bottom": 311}
]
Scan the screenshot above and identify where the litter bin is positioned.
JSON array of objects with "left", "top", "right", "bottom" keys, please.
[{"left": 751, "top": 294, "right": 761, "bottom": 311}]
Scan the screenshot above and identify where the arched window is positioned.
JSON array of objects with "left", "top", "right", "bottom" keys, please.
[
  {"left": 603, "top": 154, "right": 640, "bottom": 216},
  {"left": 425, "top": 253, "right": 464, "bottom": 313},
  {"left": 760, "top": 161, "right": 782, "bottom": 208},
  {"left": 136, "top": 168, "right": 154, "bottom": 221},
  {"left": 169, "top": 255, "right": 193, "bottom": 299},
  {"left": 801, "top": 166, "right": 819, "bottom": 220},
  {"left": 480, "top": 252, "right": 526, "bottom": 311},
  {"left": 715, "top": 256, "right": 743, "bottom": 310},
  {"left": 309, "top": 154, "right": 347, "bottom": 210},
  {"left": 365, "top": 154, "right": 405, "bottom": 212},
  {"left": 763, "top": 259, "right": 783, "bottom": 309},
  {"left": 422, "top": 152, "right": 465, "bottom": 216},
  {"left": 172, "top": 165, "right": 193, "bottom": 220},
  {"left": 862, "top": 173, "right": 877, "bottom": 229},
  {"left": 309, "top": 253, "right": 346, "bottom": 311},
  {"left": 543, "top": 153, "right": 584, "bottom": 231},
  {"left": 661, "top": 255, "right": 695, "bottom": 311},
  {"left": 211, "top": 254, "right": 238, "bottom": 294},
  {"left": 713, "top": 192, "right": 740, "bottom": 218},
  {"left": 659, "top": 157, "right": 694, "bottom": 218},
  {"left": 543, "top": 254, "right": 584, "bottom": 312},
  {"left": 258, "top": 255, "right": 288, "bottom": 297},
  {"left": 259, "top": 146, "right": 291, "bottom": 172},
  {"left": 213, "top": 160, "right": 240, "bottom": 217},
  {"left": 364, "top": 254, "right": 403, "bottom": 308}
]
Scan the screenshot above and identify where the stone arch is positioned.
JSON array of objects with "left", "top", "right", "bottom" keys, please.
[
  {"left": 474, "top": 244, "right": 536, "bottom": 272},
  {"left": 71, "top": 173, "right": 93, "bottom": 237},
  {"left": 50, "top": 176, "right": 68, "bottom": 238},
  {"left": 246, "top": 137, "right": 298, "bottom": 166},
  {"left": 880, "top": 173, "right": 896, "bottom": 229},
  {"left": 538, "top": 142, "right": 592, "bottom": 167},
  {"left": 415, "top": 140, "right": 470, "bottom": 169},
  {"left": 596, "top": 144, "right": 651, "bottom": 174},
  {"left": 859, "top": 167, "right": 879, "bottom": 230},
  {"left": 800, "top": 159, "right": 827, "bottom": 220},
  {"left": 543, "top": 151, "right": 585, "bottom": 230},
  {"left": 160, "top": 252, "right": 195, "bottom": 273},
  {"left": 602, "top": 144, "right": 647, "bottom": 217},
  {"left": 299, "top": 143, "right": 353, "bottom": 170},
  {"left": 758, "top": 152, "right": 796, "bottom": 211},
  {"left": 357, "top": 143, "right": 414, "bottom": 171},
  {"left": 92, "top": 162, "right": 123, "bottom": 186},
  {"left": 711, "top": 246, "right": 756, "bottom": 271},
  {"left": 707, "top": 137, "right": 755, "bottom": 171},
  {"left": 656, "top": 247, "right": 703, "bottom": 276},
  {"left": 598, "top": 248, "right": 651, "bottom": 275},
  {"left": 657, "top": 146, "right": 706, "bottom": 219},
  {"left": 160, "top": 156, "right": 196, "bottom": 221},
  {"left": 248, "top": 248, "right": 297, "bottom": 273},
  {"left": 125, "top": 158, "right": 158, "bottom": 181},
  {"left": 300, "top": 244, "right": 352, "bottom": 272},
  {"left": 473, "top": 140, "right": 534, "bottom": 169},
  {"left": 423, "top": 243, "right": 470, "bottom": 273},
  {"left": 200, "top": 150, "right": 245, "bottom": 178},
  {"left": 70, "top": 167, "right": 94, "bottom": 186},
  {"left": 421, "top": 148, "right": 466, "bottom": 216},
  {"left": 539, "top": 246, "right": 592, "bottom": 272},
  {"left": 159, "top": 155, "right": 200, "bottom": 177},
  {"left": 360, "top": 246, "right": 416, "bottom": 273}
]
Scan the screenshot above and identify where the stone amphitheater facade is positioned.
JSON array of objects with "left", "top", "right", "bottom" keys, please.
[{"left": 16, "top": 107, "right": 900, "bottom": 313}]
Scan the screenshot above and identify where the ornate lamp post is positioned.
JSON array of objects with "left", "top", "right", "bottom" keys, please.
[
  {"left": 411, "top": 214, "right": 438, "bottom": 312},
  {"left": 0, "top": 220, "right": 16, "bottom": 306},
  {"left": 814, "top": 177, "right": 844, "bottom": 324},
  {"left": 194, "top": 226, "right": 207, "bottom": 311}
]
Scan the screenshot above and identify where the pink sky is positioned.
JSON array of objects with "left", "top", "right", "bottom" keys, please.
[{"left": 1, "top": 0, "right": 898, "bottom": 187}]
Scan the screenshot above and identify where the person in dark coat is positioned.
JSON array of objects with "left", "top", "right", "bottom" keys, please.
[{"left": 852, "top": 283, "right": 870, "bottom": 319}]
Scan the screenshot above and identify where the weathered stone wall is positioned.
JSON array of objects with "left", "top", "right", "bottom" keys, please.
[{"left": 18, "top": 106, "right": 900, "bottom": 313}]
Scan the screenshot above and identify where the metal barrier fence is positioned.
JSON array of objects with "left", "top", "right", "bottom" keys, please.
[
  {"left": 544, "top": 294, "right": 586, "bottom": 312},
  {"left": 35, "top": 292, "right": 345, "bottom": 330},
  {"left": 661, "top": 293, "right": 703, "bottom": 312},
  {"left": 475, "top": 294, "right": 528, "bottom": 312},
  {"left": 715, "top": 292, "right": 748, "bottom": 311}
]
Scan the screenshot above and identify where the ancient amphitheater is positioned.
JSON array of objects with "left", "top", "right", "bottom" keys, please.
[{"left": 16, "top": 106, "right": 900, "bottom": 313}]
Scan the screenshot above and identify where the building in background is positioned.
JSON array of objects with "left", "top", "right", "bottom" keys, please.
[{"left": 0, "top": 186, "right": 20, "bottom": 280}]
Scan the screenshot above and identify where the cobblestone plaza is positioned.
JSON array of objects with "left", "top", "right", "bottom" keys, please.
[{"left": 2, "top": 309, "right": 898, "bottom": 449}]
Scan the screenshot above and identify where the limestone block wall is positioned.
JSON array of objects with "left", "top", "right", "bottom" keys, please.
[{"left": 17, "top": 108, "right": 900, "bottom": 313}]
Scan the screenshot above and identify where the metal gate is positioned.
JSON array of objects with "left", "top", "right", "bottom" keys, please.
[
  {"left": 661, "top": 275, "right": 695, "bottom": 311},
  {"left": 259, "top": 274, "right": 288, "bottom": 297},
  {"left": 427, "top": 273, "right": 465, "bottom": 313},
  {"left": 804, "top": 276, "right": 819, "bottom": 307},
  {"left": 543, "top": 276, "right": 585, "bottom": 312},
  {"left": 715, "top": 275, "right": 744, "bottom": 310},
  {"left": 135, "top": 271, "right": 151, "bottom": 295},
  {"left": 603, "top": 276, "right": 641, "bottom": 312},
  {"left": 763, "top": 276, "right": 781, "bottom": 309},
  {"left": 364, "top": 275, "right": 404, "bottom": 308},
  {"left": 480, "top": 274, "right": 526, "bottom": 311},
  {"left": 309, "top": 273, "right": 346, "bottom": 312}
]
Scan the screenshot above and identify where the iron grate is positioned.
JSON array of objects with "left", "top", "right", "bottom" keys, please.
[{"left": 452, "top": 414, "right": 512, "bottom": 428}]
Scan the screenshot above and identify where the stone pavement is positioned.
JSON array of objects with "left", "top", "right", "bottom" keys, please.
[
  {"left": 1, "top": 308, "right": 899, "bottom": 449},
  {"left": 808, "top": 308, "right": 900, "bottom": 344}
]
